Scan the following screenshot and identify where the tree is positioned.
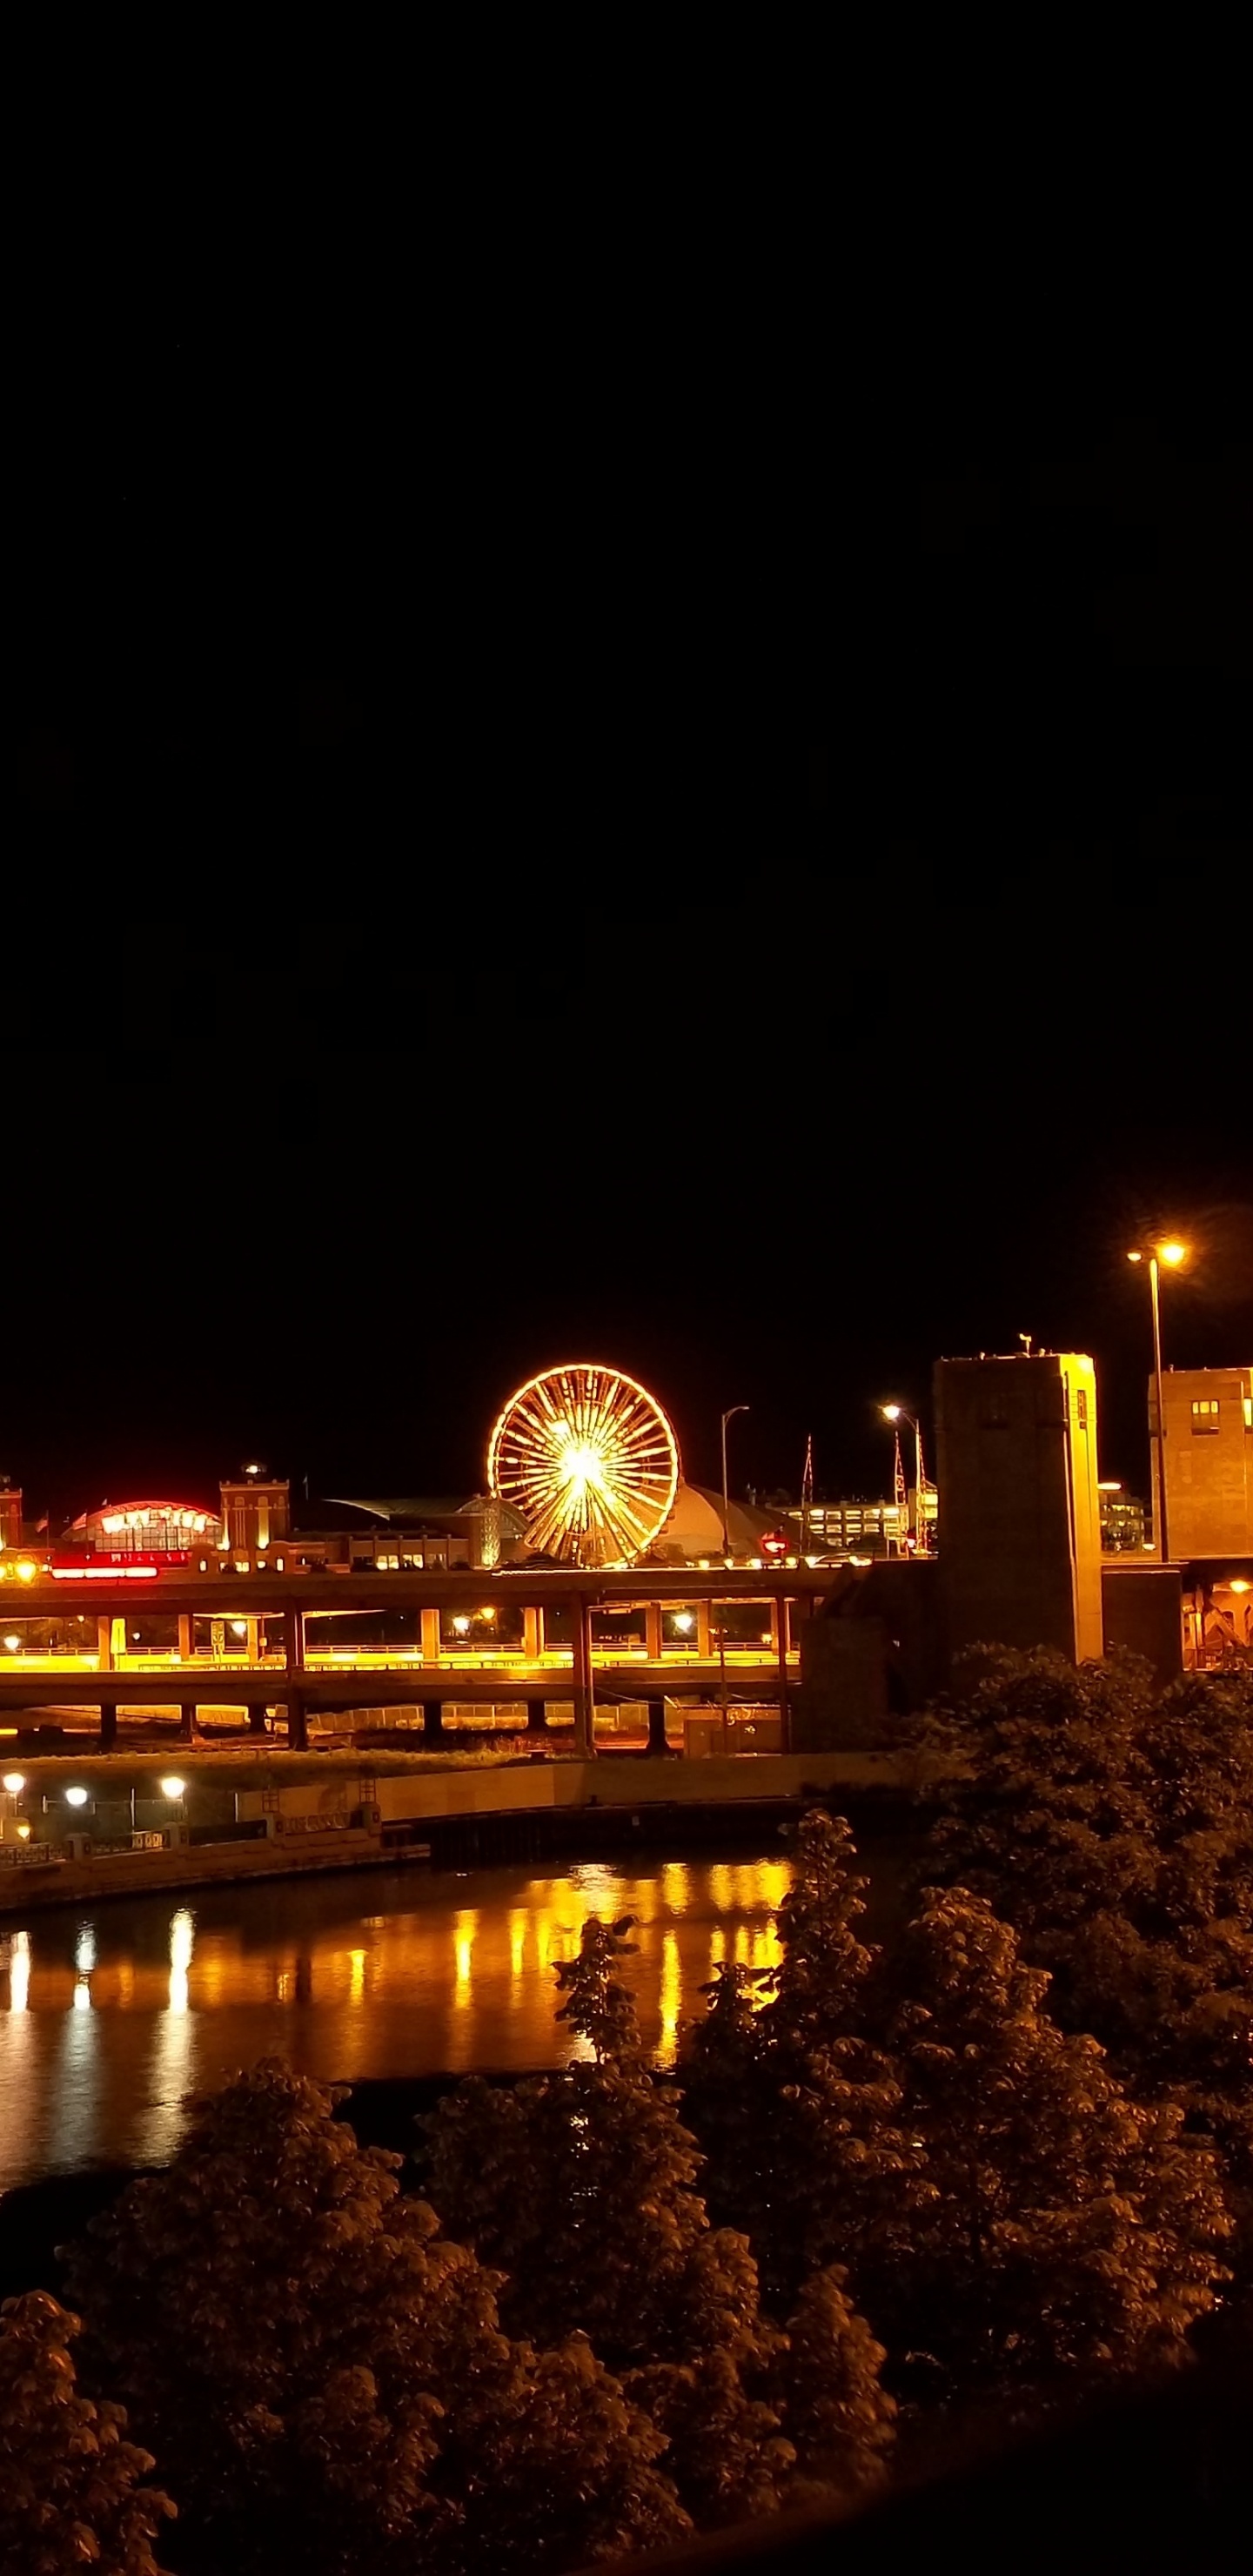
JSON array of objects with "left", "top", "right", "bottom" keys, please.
[
  {"left": 681, "top": 1811, "right": 929, "bottom": 2312},
  {"left": 63, "top": 2058, "right": 685, "bottom": 2576},
  {"left": 880, "top": 1889, "right": 1231, "bottom": 2404},
  {"left": 0, "top": 2291, "right": 176, "bottom": 2576},
  {"left": 772, "top": 2266, "right": 896, "bottom": 2503},
  {"left": 424, "top": 1916, "right": 890, "bottom": 2527},
  {"left": 914, "top": 1650, "right": 1253, "bottom": 2301}
]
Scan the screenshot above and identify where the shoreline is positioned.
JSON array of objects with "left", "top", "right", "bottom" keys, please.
[{"left": 1, "top": 1748, "right": 916, "bottom": 1916}]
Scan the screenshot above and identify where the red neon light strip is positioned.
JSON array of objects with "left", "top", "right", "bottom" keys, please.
[{"left": 50, "top": 1565, "right": 161, "bottom": 1580}]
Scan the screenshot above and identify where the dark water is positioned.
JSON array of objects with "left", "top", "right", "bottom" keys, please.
[{"left": 0, "top": 1841, "right": 910, "bottom": 2190}]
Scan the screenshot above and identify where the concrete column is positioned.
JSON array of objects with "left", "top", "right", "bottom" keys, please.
[
  {"left": 644, "top": 1602, "right": 663, "bottom": 1661},
  {"left": 420, "top": 1697, "right": 445, "bottom": 1744},
  {"left": 286, "top": 1694, "right": 308, "bottom": 1751},
  {"left": 97, "top": 1613, "right": 112, "bottom": 1669},
  {"left": 179, "top": 1702, "right": 196, "bottom": 1744},
  {"left": 570, "top": 1593, "right": 594, "bottom": 1758},
  {"left": 247, "top": 1702, "right": 268, "bottom": 1736},
  {"left": 420, "top": 1608, "right": 443, "bottom": 1663},
  {"left": 646, "top": 1694, "right": 667, "bottom": 1757},
  {"left": 526, "top": 1696, "right": 550, "bottom": 1734},
  {"left": 285, "top": 1603, "right": 304, "bottom": 1671},
  {"left": 245, "top": 1617, "right": 260, "bottom": 1664},
  {"left": 99, "top": 1703, "right": 117, "bottom": 1751},
  {"left": 523, "top": 1606, "right": 543, "bottom": 1660},
  {"left": 695, "top": 1602, "right": 712, "bottom": 1660},
  {"left": 775, "top": 1596, "right": 791, "bottom": 1754},
  {"left": 177, "top": 1613, "right": 193, "bottom": 1663}
]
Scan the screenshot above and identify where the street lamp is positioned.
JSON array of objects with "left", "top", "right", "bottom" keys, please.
[
  {"left": 1127, "top": 1239, "right": 1189, "bottom": 1565},
  {"left": 881, "top": 1405, "right": 933, "bottom": 1555},
  {"left": 720, "top": 1406, "right": 749, "bottom": 1560}
]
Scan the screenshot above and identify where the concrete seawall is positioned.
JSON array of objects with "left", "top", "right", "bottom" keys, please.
[{"left": 0, "top": 1750, "right": 915, "bottom": 1915}]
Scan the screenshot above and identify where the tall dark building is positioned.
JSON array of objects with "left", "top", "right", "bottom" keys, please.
[{"left": 935, "top": 1352, "right": 1103, "bottom": 1662}]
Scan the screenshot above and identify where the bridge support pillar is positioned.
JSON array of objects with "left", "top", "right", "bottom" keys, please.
[
  {"left": 570, "top": 1593, "right": 594, "bottom": 1759},
  {"left": 420, "top": 1608, "right": 442, "bottom": 1663},
  {"left": 99, "top": 1703, "right": 117, "bottom": 1752},
  {"left": 179, "top": 1702, "right": 197, "bottom": 1744},
  {"left": 775, "top": 1597, "right": 791, "bottom": 1753},
  {"left": 97, "top": 1613, "right": 112, "bottom": 1669},
  {"left": 286, "top": 1694, "right": 307, "bottom": 1751},
  {"left": 644, "top": 1603, "right": 663, "bottom": 1660},
  {"left": 247, "top": 1702, "right": 268, "bottom": 1737},
  {"left": 646, "top": 1695, "right": 667, "bottom": 1757},
  {"left": 420, "top": 1697, "right": 445, "bottom": 1744},
  {"left": 523, "top": 1606, "right": 543, "bottom": 1659},
  {"left": 526, "top": 1696, "right": 550, "bottom": 1734}
]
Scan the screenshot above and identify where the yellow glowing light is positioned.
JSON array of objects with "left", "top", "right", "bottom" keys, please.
[
  {"left": 3, "top": 1772, "right": 24, "bottom": 1793},
  {"left": 64, "top": 1786, "right": 89, "bottom": 1808},
  {"left": 1156, "top": 1240, "right": 1188, "bottom": 1267},
  {"left": 881, "top": 1403, "right": 902, "bottom": 1421},
  {"left": 452, "top": 1614, "right": 471, "bottom": 1636},
  {"left": 16, "top": 1562, "right": 36, "bottom": 1584},
  {"left": 16, "top": 1821, "right": 30, "bottom": 1841},
  {"left": 477, "top": 1605, "right": 496, "bottom": 1622},
  {"left": 487, "top": 1363, "right": 680, "bottom": 1568},
  {"left": 3, "top": 1636, "right": 19, "bottom": 1654},
  {"left": 1230, "top": 1580, "right": 1250, "bottom": 1595},
  {"left": 160, "top": 1776, "right": 186, "bottom": 1800}
]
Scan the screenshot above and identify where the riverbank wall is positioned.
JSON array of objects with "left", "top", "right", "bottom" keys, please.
[{"left": 0, "top": 1748, "right": 915, "bottom": 1915}]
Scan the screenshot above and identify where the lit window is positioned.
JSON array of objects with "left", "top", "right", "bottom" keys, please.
[{"left": 1190, "top": 1400, "right": 1221, "bottom": 1435}]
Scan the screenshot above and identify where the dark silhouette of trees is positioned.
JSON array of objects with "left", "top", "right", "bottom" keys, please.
[
  {"left": 0, "top": 2291, "right": 176, "bottom": 2576},
  {"left": 62, "top": 2059, "right": 686, "bottom": 2575},
  {"left": 423, "top": 1913, "right": 896, "bottom": 2526}
]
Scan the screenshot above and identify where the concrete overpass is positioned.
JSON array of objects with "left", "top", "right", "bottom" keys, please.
[{"left": 0, "top": 1564, "right": 834, "bottom": 1752}]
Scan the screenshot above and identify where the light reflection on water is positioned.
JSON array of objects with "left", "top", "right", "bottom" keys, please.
[{"left": 0, "top": 1852, "right": 824, "bottom": 2189}]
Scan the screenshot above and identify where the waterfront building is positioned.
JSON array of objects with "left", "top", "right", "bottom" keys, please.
[{"left": 1154, "top": 1365, "right": 1253, "bottom": 1560}]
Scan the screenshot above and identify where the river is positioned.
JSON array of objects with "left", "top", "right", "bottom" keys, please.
[{"left": 0, "top": 1838, "right": 911, "bottom": 2190}]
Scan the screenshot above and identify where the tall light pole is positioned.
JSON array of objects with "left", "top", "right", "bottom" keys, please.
[
  {"left": 1127, "top": 1240, "right": 1188, "bottom": 1565},
  {"left": 720, "top": 1405, "right": 749, "bottom": 1561},
  {"left": 881, "top": 1405, "right": 932, "bottom": 1553}
]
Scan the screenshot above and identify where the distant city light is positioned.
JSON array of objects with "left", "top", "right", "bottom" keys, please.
[{"left": 452, "top": 1615, "right": 471, "bottom": 1635}]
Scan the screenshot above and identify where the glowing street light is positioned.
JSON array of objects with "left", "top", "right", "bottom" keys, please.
[
  {"left": 3, "top": 1635, "right": 20, "bottom": 1654},
  {"left": 64, "top": 1786, "right": 89, "bottom": 1808},
  {"left": 159, "top": 1776, "right": 185, "bottom": 1801},
  {"left": 3, "top": 1770, "right": 24, "bottom": 1796},
  {"left": 1127, "top": 1238, "right": 1192, "bottom": 1564}
]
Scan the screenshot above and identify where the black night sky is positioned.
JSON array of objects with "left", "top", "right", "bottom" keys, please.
[{"left": 9, "top": 302, "right": 1250, "bottom": 1526}]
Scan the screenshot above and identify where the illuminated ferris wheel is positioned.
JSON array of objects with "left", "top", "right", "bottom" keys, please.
[{"left": 487, "top": 1364, "right": 680, "bottom": 1567}]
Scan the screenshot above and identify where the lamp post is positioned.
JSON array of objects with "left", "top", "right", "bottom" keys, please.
[
  {"left": 720, "top": 1405, "right": 749, "bottom": 1561},
  {"left": 881, "top": 1405, "right": 931, "bottom": 1553},
  {"left": 1127, "top": 1240, "right": 1188, "bottom": 1566}
]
